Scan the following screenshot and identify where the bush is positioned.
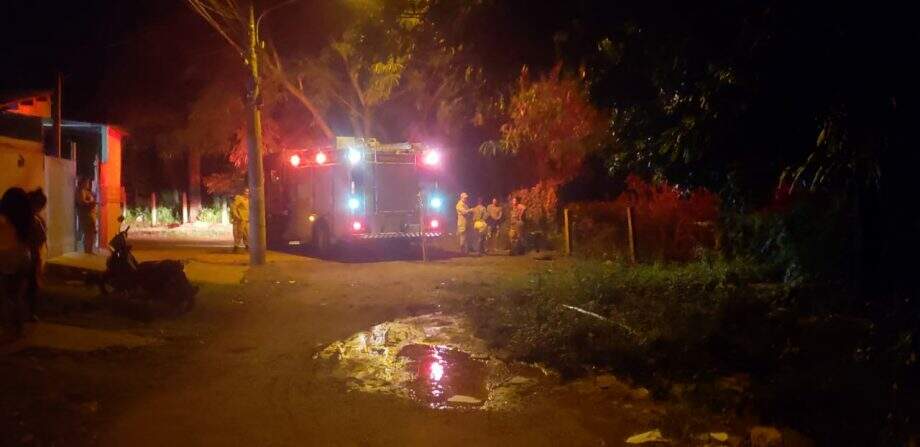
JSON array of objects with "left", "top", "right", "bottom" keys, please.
[
  {"left": 124, "top": 206, "right": 178, "bottom": 226},
  {"left": 568, "top": 175, "right": 720, "bottom": 261},
  {"left": 154, "top": 206, "right": 178, "bottom": 225},
  {"left": 508, "top": 180, "right": 560, "bottom": 233},
  {"left": 455, "top": 259, "right": 776, "bottom": 379},
  {"left": 196, "top": 205, "right": 223, "bottom": 224},
  {"left": 125, "top": 207, "right": 151, "bottom": 226},
  {"left": 722, "top": 192, "right": 855, "bottom": 286},
  {"left": 453, "top": 259, "right": 918, "bottom": 445}
]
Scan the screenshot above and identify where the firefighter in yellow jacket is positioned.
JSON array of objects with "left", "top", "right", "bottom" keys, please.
[
  {"left": 230, "top": 188, "right": 250, "bottom": 252},
  {"left": 455, "top": 192, "right": 472, "bottom": 253}
]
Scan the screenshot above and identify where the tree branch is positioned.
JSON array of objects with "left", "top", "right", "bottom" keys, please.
[{"left": 263, "top": 45, "right": 336, "bottom": 140}]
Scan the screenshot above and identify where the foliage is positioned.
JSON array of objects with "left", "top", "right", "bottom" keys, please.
[
  {"left": 273, "top": 0, "right": 484, "bottom": 145},
  {"left": 124, "top": 207, "right": 151, "bottom": 226},
  {"left": 124, "top": 206, "right": 178, "bottom": 227},
  {"left": 156, "top": 77, "right": 244, "bottom": 161},
  {"left": 453, "top": 258, "right": 919, "bottom": 444},
  {"left": 185, "top": 0, "right": 337, "bottom": 139},
  {"left": 453, "top": 259, "right": 775, "bottom": 378},
  {"left": 154, "top": 206, "right": 178, "bottom": 225},
  {"left": 196, "top": 205, "right": 223, "bottom": 224},
  {"left": 482, "top": 65, "right": 605, "bottom": 182},
  {"left": 507, "top": 181, "right": 559, "bottom": 233},
  {"left": 568, "top": 175, "right": 719, "bottom": 261},
  {"left": 721, "top": 192, "right": 855, "bottom": 286},
  {"left": 202, "top": 171, "right": 244, "bottom": 196}
]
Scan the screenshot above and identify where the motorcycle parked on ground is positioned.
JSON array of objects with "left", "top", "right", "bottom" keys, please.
[{"left": 99, "top": 222, "right": 197, "bottom": 315}]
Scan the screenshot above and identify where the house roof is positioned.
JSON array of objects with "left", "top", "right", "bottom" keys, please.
[{"left": 0, "top": 89, "right": 52, "bottom": 107}]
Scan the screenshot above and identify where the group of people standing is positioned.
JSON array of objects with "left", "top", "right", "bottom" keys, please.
[
  {"left": 1, "top": 186, "right": 48, "bottom": 338},
  {"left": 455, "top": 193, "right": 526, "bottom": 255}
]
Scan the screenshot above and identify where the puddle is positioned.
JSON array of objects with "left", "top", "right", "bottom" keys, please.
[
  {"left": 315, "top": 314, "right": 741, "bottom": 444},
  {"left": 398, "top": 344, "right": 489, "bottom": 408},
  {"left": 315, "top": 313, "right": 552, "bottom": 410}
]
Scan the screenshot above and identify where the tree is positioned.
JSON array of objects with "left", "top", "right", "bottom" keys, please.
[
  {"left": 158, "top": 77, "right": 245, "bottom": 221},
  {"left": 481, "top": 65, "right": 605, "bottom": 183},
  {"left": 264, "top": 0, "right": 426, "bottom": 140},
  {"left": 183, "top": 0, "right": 330, "bottom": 134}
]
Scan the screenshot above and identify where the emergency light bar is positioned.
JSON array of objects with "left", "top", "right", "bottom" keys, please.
[
  {"left": 287, "top": 149, "right": 337, "bottom": 167},
  {"left": 347, "top": 148, "right": 363, "bottom": 164},
  {"left": 421, "top": 150, "right": 441, "bottom": 166}
]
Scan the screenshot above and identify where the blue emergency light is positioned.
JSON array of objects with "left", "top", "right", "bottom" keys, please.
[{"left": 348, "top": 197, "right": 361, "bottom": 210}]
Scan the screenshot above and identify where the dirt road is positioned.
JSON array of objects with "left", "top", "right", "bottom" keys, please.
[{"left": 1, "top": 248, "right": 671, "bottom": 446}]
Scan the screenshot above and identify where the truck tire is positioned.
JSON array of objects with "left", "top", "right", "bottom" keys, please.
[{"left": 313, "top": 222, "right": 331, "bottom": 254}]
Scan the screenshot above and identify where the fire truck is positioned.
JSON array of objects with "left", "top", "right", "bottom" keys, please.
[{"left": 264, "top": 137, "right": 446, "bottom": 251}]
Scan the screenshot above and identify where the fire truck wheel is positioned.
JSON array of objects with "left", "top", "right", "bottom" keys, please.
[{"left": 313, "top": 223, "right": 331, "bottom": 254}]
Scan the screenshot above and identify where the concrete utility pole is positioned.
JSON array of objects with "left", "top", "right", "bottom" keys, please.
[
  {"left": 52, "top": 72, "right": 62, "bottom": 158},
  {"left": 246, "top": 4, "right": 267, "bottom": 265}
]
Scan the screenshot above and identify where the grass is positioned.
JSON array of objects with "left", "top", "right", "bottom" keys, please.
[
  {"left": 447, "top": 258, "right": 918, "bottom": 444},
  {"left": 450, "top": 259, "right": 781, "bottom": 378}
]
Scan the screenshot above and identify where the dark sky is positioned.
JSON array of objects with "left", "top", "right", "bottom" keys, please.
[
  {"left": 1, "top": 1, "right": 358, "bottom": 126},
  {"left": 2, "top": 2, "right": 191, "bottom": 121}
]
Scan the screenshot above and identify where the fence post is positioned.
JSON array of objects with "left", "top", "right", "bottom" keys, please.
[
  {"left": 626, "top": 206, "right": 637, "bottom": 264},
  {"left": 182, "top": 192, "right": 189, "bottom": 224},
  {"left": 151, "top": 192, "right": 157, "bottom": 227},
  {"left": 563, "top": 208, "right": 571, "bottom": 256}
]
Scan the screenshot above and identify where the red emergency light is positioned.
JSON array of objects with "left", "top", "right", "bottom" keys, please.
[
  {"left": 352, "top": 221, "right": 363, "bottom": 231},
  {"left": 289, "top": 154, "right": 301, "bottom": 167},
  {"left": 429, "top": 219, "right": 440, "bottom": 229},
  {"left": 315, "top": 151, "right": 328, "bottom": 165},
  {"left": 422, "top": 150, "right": 441, "bottom": 166}
]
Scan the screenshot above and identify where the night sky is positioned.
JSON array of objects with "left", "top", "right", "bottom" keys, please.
[
  {"left": 4, "top": 2, "right": 181, "bottom": 120},
  {"left": 2, "top": 1, "right": 376, "bottom": 127}
]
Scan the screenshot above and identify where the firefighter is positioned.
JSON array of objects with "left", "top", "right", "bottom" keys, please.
[
  {"left": 455, "top": 192, "right": 472, "bottom": 253},
  {"left": 230, "top": 188, "right": 250, "bottom": 252},
  {"left": 75, "top": 178, "right": 97, "bottom": 254},
  {"left": 508, "top": 196, "right": 527, "bottom": 255}
]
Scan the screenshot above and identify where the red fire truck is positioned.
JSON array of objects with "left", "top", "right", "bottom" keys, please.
[{"left": 264, "top": 137, "right": 446, "bottom": 251}]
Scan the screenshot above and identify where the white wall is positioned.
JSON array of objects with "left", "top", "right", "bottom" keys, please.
[{"left": 44, "top": 156, "right": 76, "bottom": 258}]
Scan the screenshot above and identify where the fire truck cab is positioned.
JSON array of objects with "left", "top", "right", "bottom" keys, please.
[{"left": 265, "top": 137, "right": 446, "bottom": 250}]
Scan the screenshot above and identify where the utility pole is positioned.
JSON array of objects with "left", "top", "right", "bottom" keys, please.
[
  {"left": 246, "top": 4, "right": 267, "bottom": 265},
  {"left": 52, "top": 72, "right": 62, "bottom": 158}
]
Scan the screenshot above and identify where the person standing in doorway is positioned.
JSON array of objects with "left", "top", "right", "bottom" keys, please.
[
  {"left": 230, "top": 187, "right": 250, "bottom": 252},
  {"left": 455, "top": 192, "right": 472, "bottom": 254},
  {"left": 75, "top": 178, "right": 97, "bottom": 254}
]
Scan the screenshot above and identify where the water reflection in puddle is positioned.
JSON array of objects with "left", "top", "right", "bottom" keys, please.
[
  {"left": 316, "top": 314, "right": 551, "bottom": 411},
  {"left": 398, "top": 344, "right": 489, "bottom": 409}
]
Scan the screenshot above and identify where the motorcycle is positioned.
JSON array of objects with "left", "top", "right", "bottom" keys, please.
[{"left": 99, "top": 222, "right": 197, "bottom": 314}]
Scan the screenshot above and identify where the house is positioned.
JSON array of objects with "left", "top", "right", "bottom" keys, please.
[{"left": 0, "top": 90, "right": 124, "bottom": 257}]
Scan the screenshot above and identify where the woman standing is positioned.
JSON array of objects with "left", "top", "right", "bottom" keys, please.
[
  {"left": 1, "top": 187, "right": 34, "bottom": 338},
  {"left": 26, "top": 188, "right": 48, "bottom": 321}
]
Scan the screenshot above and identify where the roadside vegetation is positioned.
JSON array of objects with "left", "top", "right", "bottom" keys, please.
[{"left": 451, "top": 256, "right": 917, "bottom": 445}]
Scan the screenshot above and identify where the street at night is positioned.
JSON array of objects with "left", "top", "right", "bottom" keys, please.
[
  {"left": 5, "top": 246, "right": 696, "bottom": 446},
  {"left": 2, "top": 0, "right": 916, "bottom": 445}
]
